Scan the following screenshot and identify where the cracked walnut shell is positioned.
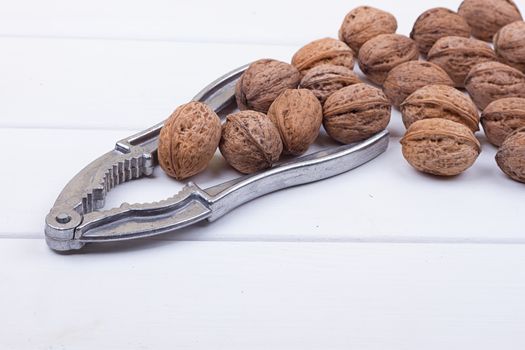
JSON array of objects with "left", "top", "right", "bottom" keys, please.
[
  {"left": 158, "top": 101, "right": 221, "bottom": 180},
  {"left": 401, "top": 118, "right": 481, "bottom": 176},
  {"left": 494, "top": 20, "right": 525, "bottom": 73},
  {"left": 383, "top": 61, "right": 454, "bottom": 108},
  {"left": 267, "top": 89, "right": 323, "bottom": 155},
  {"left": 219, "top": 111, "right": 283, "bottom": 174},
  {"left": 481, "top": 97, "right": 525, "bottom": 146},
  {"left": 323, "top": 83, "right": 391, "bottom": 144},
  {"left": 400, "top": 85, "right": 480, "bottom": 132},
  {"left": 496, "top": 127, "right": 525, "bottom": 183},
  {"left": 410, "top": 7, "right": 471, "bottom": 55},
  {"left": 235, "top": 59, "right": 300, "bottom": 113},
  {"left": 339, "top": 6, "right": 398, "bottom": 53},
  {"left": 299, "top": 64, "right": 361, "bottom": 104},
  {"left": 291, "top": 38, "right": 355, "bottom": 75},
  {"left": 458, "top": 0, "right": 522, "bottom": 41},
  {"left": 428, "top": 36, "right": 497, "bottom": 88},
  {"left": 358, "top": 34, "right": 419, "bottom": 85},
  {"left": 465, "top": 61, "right": 525, "bottom": 110}
]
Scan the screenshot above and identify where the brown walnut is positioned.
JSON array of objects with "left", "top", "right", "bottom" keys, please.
[
  {"left": 323, "top": 83, "right": 391, "bottom": 144},
  {"left": 299, "top": 64, "right": 361, "bottom": 104},
  {"left": 481, "top": 97, "right": 525, "bottom": 146},
  {"left": 338, "top": 6, "right": 398, "bottom": 53},
  {"left": 158, "top": 102, "right": 221, "bottom": 180},
  {"left": 219, "top": 111, "right": 283, "bottom": 174},
  {"left": 358, "top": 34, "right": 419, "bottom": 85},
  {"left": 496, "top": 127, "right": 525, "bottom": 183},
  {"left": 465, "top": 61, "right": 525, "bottom": 110},
  {"left": 458, "top": 0, "right": 522, "bottom": 41},
  {"left": 410, "top": 7, "right": 471, "bottom": 55},
  {"left": 383, "top": 61, "right": 454, "bottom": 108},
  {"left": 428, "top": 36, "right": 497, "bottom": 88},
  {"left": 400, "top": 118, "right": 481, "bottom": 176},
  {"left": 400, "top": 85, "right": 479, "bottom": 132},
  {"left": 235, "top": 59, "right": 300, "bottom": 113},
  {"left": 494, "top": 20, "right": 525, "bottom": 73},
  {"left": 267, "top": 89, "right": 323, "bottom": 155},
  {"left": 291, "top": 38, "right": 355, "bottom": 75}
]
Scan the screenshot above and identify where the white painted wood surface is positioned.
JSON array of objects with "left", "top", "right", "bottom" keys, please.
[
  {"left": 0, "top": 38, "right": 295, "bottom": 129},
  {"left": 1, "top": 0, "right": 525, "bottom": 348},
  {"left": 1, "top": 240, "right": 525, "bottom": 349}
]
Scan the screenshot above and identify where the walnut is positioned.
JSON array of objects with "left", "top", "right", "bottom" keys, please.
[
  {"left": 458, "top": 0, "right": 522, "bottom": 41},
  {"left": 465, "top": 61, "right": 525, "bottom": 110},
  {"left": 299, "top": 64, "right": 361, "bottom": 104},
  {"left": 323, "top": 83, "right": 391, "bottom": 144},
  {"left": 235, "top": 59, "right": 300, "bottom": 113},
  {"left": 291, "top": 38, "right": 355, "bottom": 75},
  {"left": 481, "top": 97, "right": 525, "bottom": 146},
  {"left": 267, "top": 89, "right": 323, "bottom": 155},
  {"left": 410, "top": 8, "right": 471, "bottom": 55},
  {"left": 383, "top": 61, "right": 454, "bottom": 108},
  {"left": 400, "top": 85, "right": 480, "bottom": 132},
  {"left": 494, "top": 20, "right": 525, "bottom": 73},
  {"left": 339, "top": 6, "right": 398, "bottom": 53},
  {"left": 400, "top": 118, "right": 481, "bottom": 176},
  {"left": 219, "top": 111, "right": 282, "bottom": 174},
  {"left": 428, "top": 36, "right": 497, "bottom": 88},
  {"left": 496, "top": 127, "right": 525, "bottom": 183},
  {"left": 158, "top": 102, "right": 221, "bottom": 180},
  {"left": 358, "top": 34, "right": 419, "bottom": 85}
]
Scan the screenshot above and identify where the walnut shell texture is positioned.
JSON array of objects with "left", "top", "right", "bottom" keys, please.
[
  {"left": 267, "top": 89, "right": 323, "bottom": 155},
  {"left": 481, "top": 97, "right": 525, "bottom": 146},
  {"left": 496, "top": 127, "right": 525, "bottom": 183},
  {"left": 291, "top": 38, "right": 355, "bottom": 75},
  {"left": 323, "top": 83, "right": 391, "bottom": 144},
  {"left": 235, "top": 59, "right": 300, "bottom": 113},
  {"left": 158, "top": 102, "right": 221, "bottom": 180},
  {"left": 219, "top": 111, "right": 283, "bottom": 174},
  {"left": 465, "top": 61, "right": 525, "bottom": 110},
  {"left": 494, "top": 20, "right": 525, "bottom": 73},
  {"left": 428, "top": 36, "right": 497, "bottom": 88},
  {"left": 299, "top": 64, "right": 361, "bottom": 104},
  {"left": 339, "top": 6, "right": 398, "bottom": 53},
  {"left": 458, "top": 0, "right": 522, "bottom": 41},
  {"left": 383, "top": 61, "right": 454, "bottom": 108},
  {"left": 358, "top": 34, "right": 419, "bottom": 85},
  {"left": 400, "top": 85, "right": 480, "bottom": 132},
  {"left": 401, "top": 118, "right": 481, "bottom": 176},
  {"left": 410, "top": 7, "right": 471, "bottom": 55}
]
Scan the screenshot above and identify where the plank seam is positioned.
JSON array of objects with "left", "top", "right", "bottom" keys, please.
[{"left": 3, "top": 234, "right": 525, "bottom": 245}]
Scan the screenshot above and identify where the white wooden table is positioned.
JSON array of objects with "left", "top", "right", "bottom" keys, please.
[{"left": 1, "top": 1, "right": 524, "bottom": 349}]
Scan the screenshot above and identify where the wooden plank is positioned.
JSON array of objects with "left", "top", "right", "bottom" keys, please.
[
  {"left": 0, "top": 0, "right": 466, "bottom": 45},
  {"left": 0, "top": 37, "right": 296, "bottom": 130},
  {"left": 0, "top": 239, "right": 524, "bottom": 349},
  {"left": 3, "top": 125, "right": 523, "bottom": 242}
]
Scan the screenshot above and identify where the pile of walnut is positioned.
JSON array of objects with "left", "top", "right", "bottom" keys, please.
[{"left": 158, "top": 0, "right": 525, "bottom": 184}]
